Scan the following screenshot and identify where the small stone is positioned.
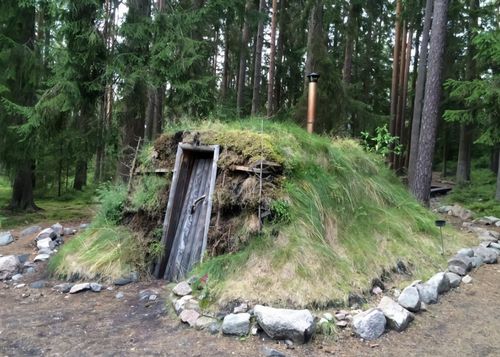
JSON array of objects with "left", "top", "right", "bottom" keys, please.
[
  {"left": 116, "top": 292, "right": 125, "bottom": 299},
  {"left": 113, "top": 272, "right": 138, "bottom": 286},
  {"left": 174, "top": 295, "right": 199, "bottom": 314},
  {"left": 445, "top": 272, "right": 461, "bottom": 288},
  {"left": 371, "top": 286, "right": 383, "bottom": 295},
  {"left": 30, "top": 280, "right": 46, "bottom": 289},
  {"left": 79, "top": 223, "right": 89, "bottom": 230},
  {"left": 352, "top": 308, "right": 386, "bottom": 340},
  {"left": 15, "top": 283, "right": 25, "bottom": 289},
  {"left": 334, "top": 312, "right": 347, "bottom": 320},
  {"left": 33, "top": 254, "right": 50, "bottom": 262},
  {"left": 20, "top": 226, "right": 41, "bottom": 237},
  {"left": 149, "top": 294, "right": 157, "bottom": 301},
  {"left": 0, "top": 232, "right": 14, "bottom": 246},
  {"left": 462, "top": 275, "right": 473, "bottom": 284},
  {"left": 69, "top": 283, "right": 91, "bottom": 294},
  {"left": 378, "top": 296, "right": 414, "bottom": 332},
  {"left": 25, "top": 267, "right": 36, "bottom": 274},
  {"left": 416, "top": 283, "right": 438, "bottom": 304},
  {"left": 262, "top": 347, "right": 286, "bottom": 357},
  {"left": 336, "top": 320, "right": 348, "bottom": 328},
  {"left": 194, "top": 316, "right": 218, "bottom": 330},
  {"left": 51, "top": 223, "right": 63, "bottom": 236},
  {"left": 233, "top": 302, "right": 249, "bottom": 314},
  {"left": 457, "top": 248, "right": 474, "bottom": 257},
  {"left": 36, "top": 238, "right": 55, "bottom": 252},
  {"left": 420, "top": 302, "right": 428, "bottom": 311},
  {"left": 208, "top": 322, "right": 221, "bottom": 335},
  {"left": 36, "top": 228, "right": 56, "bottom": 240},
  {"left": 11, "top": 273, "right": 23, "bottom": 281},
  {"left": 393, "top": 288, "right": 401, "bottom": 298},
  {"left": 172, "top": 281, "right": 192, "bottom": 296},
  {"left": 63, "top": 227, "right": 76, "bottom": 236},
  {"left": 427, "top": 272, "right": 450, "bottom": 294},
  {"left": 323, "top": 312, "right": 334, "bottom": 321},
  {"left": 222, "top": 313, "right": 251, "bottom": 336},
  {"left": 90, "top": 283, "right": 102, "bottom": 292},
  {"left": 179, "top": 309, "right": 200, "bottom": 326},
  {"left": 251, "top": 326, "right": 259, "bottom": 335},
  {"left": 397, "top": 286, "right": 421, "bottom": 312},
  {"left": 53, "top": 283, "right": 74, "bottom": 293}
]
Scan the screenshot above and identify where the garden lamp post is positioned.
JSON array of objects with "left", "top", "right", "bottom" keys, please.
[
  {"left": 306, "top": 72, "right": 320, "bottom": 133},
  {"left": 435, "top": 220, "right": 446, "bottom": 255}
]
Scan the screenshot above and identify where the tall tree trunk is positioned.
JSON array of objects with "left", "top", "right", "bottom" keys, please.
[
  {"left": 410, "top": 0, "right": 449, "bottom": 205},
  {"left": 221, "top": 15, "right": 231, "bottom": 100},
  {"left": 267, "top": 0, "right": 278, "bottom": 117},
  {"left": 496, "top": 153, "right": 500, "bottom": 201},
  {"left": 73, "top": 160, "right": 87, "bottom": 191},
  {"left": 389, "top": 0, "right": 403, "bottom": 167},
  {"left": 251, "top": 0, "right": 266, "bottom": 115},
  {"left": 456, "top": 0, "right": 478, "bottom": 185},
  {"left": 342, "top": 2, "right": 356, "bottom": 84},
  {"left": 236, "top": 0, "right": 253, "bottom": 116},
  {"left": 408, "top": 0, "right": 434, "bottom": 187},
  {"left": 491, "top": 146, "right": 499, "bottom": 174},
  {"left": 304, "top": 0, "right": 323, "bottom": 88},
  {"left": 10, "top": 163, "right": 38, "bottom": 211},
  {"left": 273, "top": 0, "right": 285, "bottom": 112}
]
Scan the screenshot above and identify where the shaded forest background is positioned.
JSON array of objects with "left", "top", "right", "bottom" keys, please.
[{"left": 0, "top": 0, "right": 499, "bottom": 212}]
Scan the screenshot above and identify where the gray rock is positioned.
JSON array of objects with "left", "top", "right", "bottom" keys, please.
[
  {"left": 489, "top": 242, "right": 500, "bottom": 251},
  {"left": 427, "top": 272, "right": 450, "bottom": 294},
  {"left": 51, "top": 223, "right": 63, "bottom": 236},
  {"left": 138, "top": 289, "right": 158, "bottom": 301},
  {"left": 194, "top": 316, "right": 218, "bottom": 331},
  {"left": 33, "top": 254, "right": 51, "bottom": 262},
  {"left": 179, "top": 309, "right": 200, "bottom": 327},
  {"left": 323, "top": 312, "right": 334, "bottom": 321},
  {"left": 37, "top": 248, "right": 53, "bottom": 255},
  {"left": 222, "top": 313, "right": 251, "bottom": 336},
  {"left": 36, "top": 228, "right": 56, "bottom": 240},
  {"left": 174, "top": 295, "right": 200, "bottom": 314},
  {"left": 448, "top": 255, "right": 473, "bottom": 276},
  {"left": 37, "top": 238, "right": 55, "bottom": 251},
  {"left": 488, "top": 230, "right": 500, "bottom": 239},
  {"left": 63, "top": 227, "right": 76, "bottom": 236},
  {"left": 25, "top": 267, "right": 36, "bottom": 274},
  {"left": 113, "top": 272, "right": 138, "bottom": 286},
  {"left": 445, "top": 272, "right": 461, "bottom": 288},
  {"left": 479, "top": 241, "right": 492, "bottom": 248},
  {"left": 437, "top": 205, "right": 453, "bottom": 214},
  {"left": 483, "top": 216, "right": 500, "bottom": 225},
  {"left": 462, "top": 275, "right": 473, "bottom": 284},
  {"left": 11, "top": 273, "right": 23, "bottom": 281},
  {"left": 53, "top": 283, "right": 74, "bottom": 293},
  {"left": 378, "top": 296, "right": 413, "bottom": 332},
  {"left": 470, "top": 255, "right": 484, "bottom": 268},
  {"left": 262, "top": 347, "right": 286, "bottom": 357},
  {"left": 69, "top": 283, "right": 91, "bottom": 294},
  {"left": 473, "top": 246, "right": 498, "bottom": 264},
  {"left": 496, "top": 221, "right": 500, "bottom": 227},
  {"left": 90, "top": 283, "right": 102, "bottom": 292},
  {"left": 0, "top": 255, "right": 20, "bottom": 280},
  {"left": 15, "top": 283, "right": 25, "bottom": 289},
  {"left": 457, "top": 248, "right": 474, "bottom": 257},
  {"left": 172, "top": 281, "right": 192, "bottom": 296},
  {"left": 416, "top": 283, "right": 438, "bottom": 304},
  {"left": 30, "top": 280, "right": 47, "bottom": 289},
  {"left": 0, "top": 232, "right": 14, "bottom": 246},
  {"left": 116, "top": 292, "right": 125, "bottom": 299},
  {"left": 208, "top": 322, "right": 221, "bottom": 335},
  {"left": 149, "top": 294, "right": 157, "bottom": 301},
  {"left": 233, "top": 302, "right": 249, "bottom": 314},
  {"left": 449, "top": 205, "right": 473, "bottom": 220},
  {"left": 79, "top": 223, "right": 89, "bottom": 230},
  {"left": 478, "top": 232, "right": 497, "bottom": 243},
  {"left": 20, "top": 226, "right": 41, "bottom": 237},
  {"left": 397, "top": 286, "right": 421, "bottom": 312},
  {"left": 352, "top": 308, "right": 386, "bottom": 340},
  {"left": 254, "top": 305, "right": 315, "bottom": 344}
]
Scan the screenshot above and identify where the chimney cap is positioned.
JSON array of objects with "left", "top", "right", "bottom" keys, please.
[{"left": 307, "top": 72, "right": 320, "bottom": 82}]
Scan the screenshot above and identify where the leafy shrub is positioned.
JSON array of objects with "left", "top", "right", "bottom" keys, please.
[
  {"left": 360, "top": 124, "right": 402, "bottom": 157},
  {"left": 130, "top": 176, "right": 168, "bottom": 212},
  {"left": 94, "top": 184, "right": 127, "bottom": 225}
]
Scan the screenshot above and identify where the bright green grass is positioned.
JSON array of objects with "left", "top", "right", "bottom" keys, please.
[
  {"left": 446, "top": 168, "right": 500, "bottom": 218},
  {"left": 0, "top": 176, "right": 96, "bottom": 229}
]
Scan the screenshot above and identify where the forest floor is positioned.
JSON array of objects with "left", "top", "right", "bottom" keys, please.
[{"left": 1, "top": 217, "right": 500, "bottom": 357}]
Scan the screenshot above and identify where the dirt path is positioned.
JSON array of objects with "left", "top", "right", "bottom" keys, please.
[{"left": 2, "top": 222, "right": 500, "bottom": 356}]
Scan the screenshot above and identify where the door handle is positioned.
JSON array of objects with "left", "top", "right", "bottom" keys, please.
[{"left": 190, "top": 195, "right": 206, "bottom": 214}]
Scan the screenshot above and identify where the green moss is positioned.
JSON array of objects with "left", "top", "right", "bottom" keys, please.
[{"left": 130, "top": 175, "right": 169, "bottom": 212}]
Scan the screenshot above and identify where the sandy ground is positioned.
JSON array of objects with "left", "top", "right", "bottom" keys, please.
[{"left": 1, "top": 222, "right": 500, "bottom": 357}]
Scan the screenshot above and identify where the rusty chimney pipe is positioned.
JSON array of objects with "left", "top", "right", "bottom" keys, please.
[{"left": 306, "top": 72, "right": 320, "bottom": 133}]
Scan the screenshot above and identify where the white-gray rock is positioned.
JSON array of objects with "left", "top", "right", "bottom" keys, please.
[
  {"left": 20, "top": 226, "right": 41, "bottom": 237},
  {"left": 437, "top": 205, "right": 453, "bottom": 214},
  {"left": 33, "top": 254, "right": 51, "bottom": 262},
  {"left": 233, "top": 302, "right": 249, "bottom": 314},
  {"left": 254, "top": 305, "right": 315, "bottom": 344},
  {"left": 116, "top": 292, "right": 124, "bottom": 299},
  {"left": 427, "top": 272, "right": 451, "bottom": 294},
  {"left": 448, "top": 255, "right": 473, "bottom": 276},
  {"left": 462, "top": 275, "right": 473, "bottom": 284},
  {"left": 478, "top": 232, "right": 497, "bottom": 243},
  {"left": 483, "top": 216, "right": 500, "bottom": 225},
  {"left": 11, "top": 273, "right": 23, "bottom": 281},
  {"left": 0, "top": 232, "right": 14, "bottom": 246},
  {"left": 397, "top": 286, "right": 421, "bottom": 312},
  {"left": 470, "top": 255, "right": 484, "bottom": 268},
  {"left": 352, "top": 308, "right": 386, "bottom": 340},
  {"left": 53, "top": 283, "right": 74, "bottom": 293},
  {"left": 90, "top": 283, "right": 102, "bottom": 292},
  {"left": 457, "top": 248, "right": 474, "bottom": 257},
  {"left": 69, "top": 283, "right": 91, "bottom": 294},
  {"left": 445, "top": 272, "right": 461, "bottom": 288},
  {"left": 496, "top": 221, "right": 500, "bottom": 227},
  {"left": 37, "top": 248, "right": 53, "bottom": 255},
  {"left": 172, "top": 281, "right": 192, "bottom": 296},
  {"left": 222, "top": 313, "right": 251, "bottom": 336},
  {"left": 323, "top": 312, "right": 334, "bottom": 321},
  {"left": 174, "top": 295, "right": 199, "bottom": 314},
  {"left": 51, "top": 223, "right": 63, "bottom": 236},
  {"left": 36, "top": 228, "right": 56, "bottom": 240},
  {"left": 473, "top": 246, "right": 498, "bottom": 264},
  {"left": 63, "top": 227, "right": 76, "bottom": 236},
  {"left": 180, "top": 309, "right": 200, "bottom": 327},
  {"left": 0, "top": 255, "right": 20, "bottom": 280},
  {"left": 449, "top": 205, "right": 473, "bottom": 220},
  {"left": 416, "top": 283, "right": 438, "bottom": 304},
  {"left": 37, "top": 238, "right": 55, "bottom": 251},
  {"left": 194, "top": 316, "right": 218, "bottom": 331},
  {"left": 378, "top": 296, "right": 414, "bottom": 332},
  {"left": 489, "top": 242, "right": 500, "bottom": 250}
]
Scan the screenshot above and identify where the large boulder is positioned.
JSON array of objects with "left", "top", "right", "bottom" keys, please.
[
  {"left": 473, "top": 246, "right": 498, "bottom": 264},
  {"left": 416, "top": 283, "right": 438, "bottom": 304},
  {"left": 36, "top": 228, "right": 56, "bottom": 241},
  {"left": 222, "top": 313, "right": 250, "bottom": 336},
  {"left": 448, "top": 255, "right": 473, "bottom": 276},
  {"left": 172, "top": 281, "right": 192, "bottom": 296},
  {"left": 397, "top": 286, "right": 421, "bottom": 312},
  {"left": 37, "top": 238, "right": 55, "bottom": 251},
  {"left": 254, "top": 305, "right": 315, "bottom": 344},
  {"left": 20, "top": 225, "right": 41, "bottom": 237},
  {"left": 51, "top": 223, "right": 63, "bottom": 236},
  {"left": 0, "top": 255, "right": 20, "bottom": 280},
  {"left": 449, "top": 205, "right": 473, "bottom": 220},
  {"left": 0, "top": 232, "right": 14, "bottom": 246},
  {"left": 174, "top": 295, "right": 200, "bottom": 314},
  {"left": 378, "top": 296, "right": 414, "bottom": 332},
  {"left": 352, "top": 308, "right": 386, "bottom": 340},
  {"left": 445, "top": 272, "right": 462, "bottom": 288},
  {"left": 69, "top": 283, "right": 91, "bottom": 294},
  {"left": 457, "top": 248, "right": 474, "bottom": 257},
  {"left": 427, "top": 272, "right": 450, "bottom": 294}
]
